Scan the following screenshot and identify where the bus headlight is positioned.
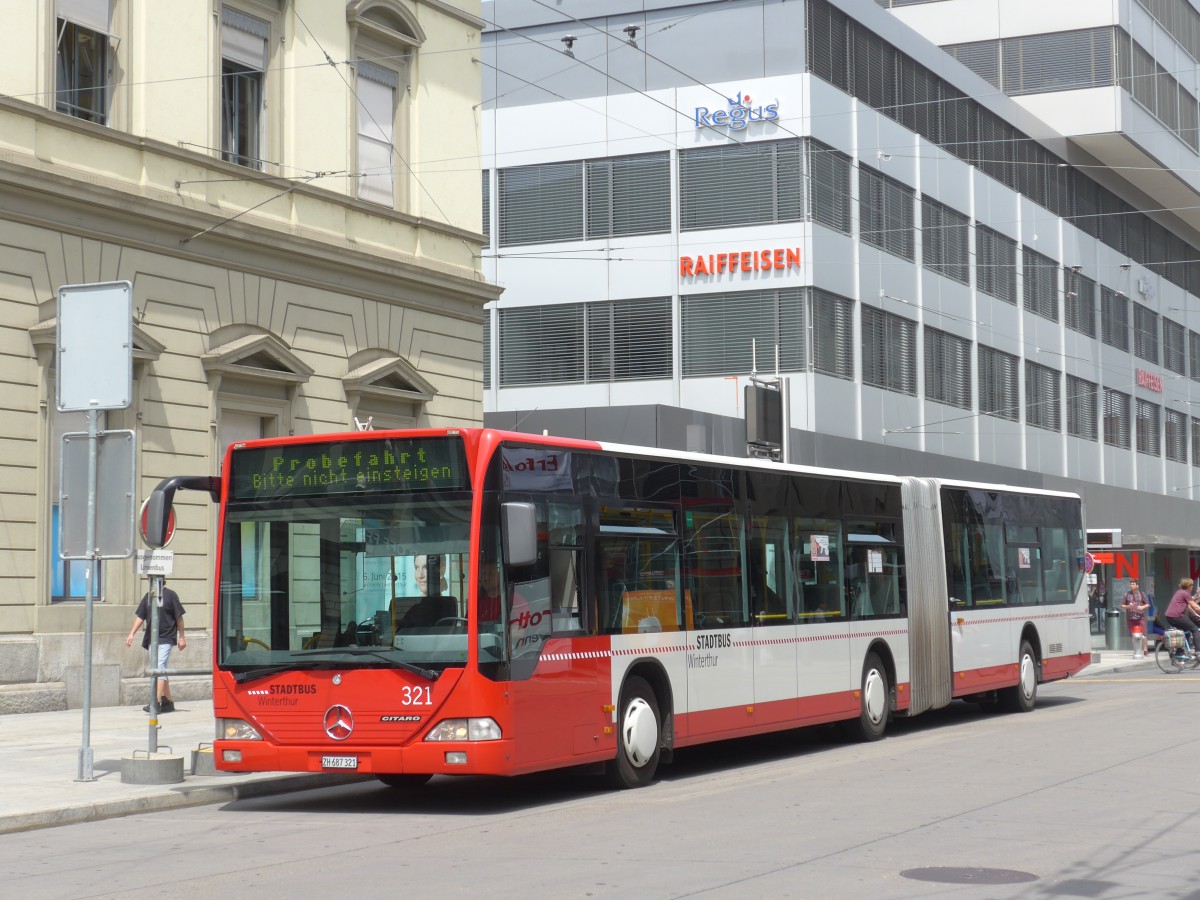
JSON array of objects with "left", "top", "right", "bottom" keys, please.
[
  {"left": 424, "top": 718, "right": 501, "bottom": 742},
  {"left": 218, "top": 718, "right": 262, "bottom": 741}
]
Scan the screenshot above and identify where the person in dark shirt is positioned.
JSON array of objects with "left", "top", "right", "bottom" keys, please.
[{"left": 125, "top": 580, "right": 186, "bottom": 712}]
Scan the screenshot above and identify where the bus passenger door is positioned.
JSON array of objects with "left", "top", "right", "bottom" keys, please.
[
  {"left": 748, "top": 517, "right": 796, "bottom": 725},
  {"left": 683, "top": 506, "right": 753, "bottom": 737},
  {"left": 504, "top": 498, "right": 596, "bottom": 769}
]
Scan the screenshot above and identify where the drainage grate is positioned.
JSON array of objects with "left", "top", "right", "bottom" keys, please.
[{"left": 900, "top": 867, "right": 1038, "bottom": 885}]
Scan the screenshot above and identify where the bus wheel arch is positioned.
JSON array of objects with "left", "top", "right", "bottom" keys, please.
[{"left": 607, "top": 662, "right": 672, "bottom": 788}]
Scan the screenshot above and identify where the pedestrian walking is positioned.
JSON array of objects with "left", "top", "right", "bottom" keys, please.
[
  {"left": 1121, "top": 580, "right": 1150, "bottom": 659},
  {"left": 125, "top": 580, "right": 186, "bottom": 712}
]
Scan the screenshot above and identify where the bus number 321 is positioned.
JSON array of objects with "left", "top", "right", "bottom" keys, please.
[{"left": 401, "top": 686, "right": 433, "bottom": 706}]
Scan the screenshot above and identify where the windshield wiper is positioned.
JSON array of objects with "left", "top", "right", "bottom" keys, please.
[
  {"left": 231, "top": 662, "right": 341, "bottom": 684},
  {"left": 301, "top": 647, "right": 440, "bottom": 681}
]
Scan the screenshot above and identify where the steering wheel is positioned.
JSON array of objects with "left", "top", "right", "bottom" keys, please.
[{"left": 434, "top": 617, "right": 468, "bottom": 630}]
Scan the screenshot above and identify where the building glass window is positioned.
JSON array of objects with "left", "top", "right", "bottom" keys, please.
[
  {"left": 808, "top": 140, "right": 852, "bottom": 234},
  {"left": 1025, "top": 361, "right": 1061, "bottom": 431},
  {"left": 680, "top": 140, "right": 803, "bottom": 231},
  {"left": 499, "top": 305, "right": 584, "bottom": 385},
  {"left": 1166, "top": 407, "right": 1188, "bottom": 462},
  {"left": 683, "top": 289, "right": 805, "bottom": 377},
  {"left": 1066, "top": 375, "right": 1098, "bottom": 441},
  {"left": 1191, "top": 330, "right": 1200, "bottom": 382},
  {"left": 1163, "top": 318, "right": 1186, "bottom": 375},
  {"left": 811, "top": 288, "right": 855, "bottom": 380},
  {"left": 1104, "top": 388, "right": 1131, "bottom": 448},
  {"left": 860, "top": 165, "right": 914, "bottom": 260},
  {"left": 1101, "top": 287, "right": 1130, "bottom": 351},
  {"left": 1136, "top": 398, "right": 1161, "bottom": 456},
  {"left": 55, "top": 1, "right": 112, "bottom": 124},
  {"left": 1192, "top": 417, "right": 1200, "bottom": 467},
  {"left": 220, "top": 8, "right": 267, "bottom": 169},
  {"left": 481, "top": 170, "right": 490, "bottom": 245},
  {"left": 482, "top": 315, "right": 491, "bottom": 390},
  {"left": 587, "top": 298, "right": 672, "bottom": 381},
  {"left": 861, "top": 306, "right": 916, "bottom": 395},
  {"left": 924, "top": 327, "right": 972, "bottom": 409},
  {"left": 979, "top": 345, "right": 1019, "bottom": 421},
  {"left": 1133, "top": 302, "right": 1160, "bottom": 364},
  {"left": 976, "top": 225, "right": 1017, "bottom": 305},
  {"left": 587, "top": 153, "right": 670, "bottom": 238},
  {"left": 356, "top": 60, "right": 399, "bottom": 205},
  {"left": 921, "top": 197, "right": 969, "bottom": 284},
  {"left": 1064, "top": 270, "right": 1097, "bottom": 338},
  {"left": 498, "top": 161, "right": 583, "bottom": 246},
  {"left": 1022, "top": 247, "right": 1058, "bottom": 322}
]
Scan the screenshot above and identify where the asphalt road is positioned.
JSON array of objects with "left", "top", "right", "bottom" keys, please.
[{"left": 3, "top": 669, "right": 1197, "bottom": 899}]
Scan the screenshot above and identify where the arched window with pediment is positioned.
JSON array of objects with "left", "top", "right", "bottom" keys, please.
[{"left": 347, "top": 1, "right": 424, "bottom": 207}]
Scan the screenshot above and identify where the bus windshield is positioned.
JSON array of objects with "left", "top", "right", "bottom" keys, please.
[{"left": 217, "top": 493, "right": 473, "bottom": 675}]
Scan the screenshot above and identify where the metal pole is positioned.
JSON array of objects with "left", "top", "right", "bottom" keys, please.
[
  {"left": 147, "top": 573, "right": 162, "bottom": 753},
  {"left": 780, "top": 375, "right": 791, "bottom": 465},
  {"left": 76, "top": 409, "right": 99, "bottom": 782}
]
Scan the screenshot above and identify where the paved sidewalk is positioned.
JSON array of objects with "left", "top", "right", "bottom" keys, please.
[
  {"left": 0, "top": 651, "right": 1159, "bottom": 836},
  {"left": 1078, "top": 648, "right": 1161, "bottom": 676},
  {"left": 0, "top": 699, "right": 364, "bottom": 835}
]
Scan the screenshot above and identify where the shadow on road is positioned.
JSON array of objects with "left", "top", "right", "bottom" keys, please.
[{"left": 217, "top": 692, "right": 1091, "bottom": 819}]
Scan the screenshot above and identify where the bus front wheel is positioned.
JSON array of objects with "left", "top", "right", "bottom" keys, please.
[
  {"left": 845, "top": 652, "right": 889, "bottom": 742},
  {"left": 1000, "top": 641, "right": 1038, "bottom": 713},
  {"left": 606, "top": 676, "right": 661, "bottom": 789}
]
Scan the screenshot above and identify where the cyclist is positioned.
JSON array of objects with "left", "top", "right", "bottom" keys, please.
[{"left": 1163, "top": 578, "right": 1200, "bottom": 657}]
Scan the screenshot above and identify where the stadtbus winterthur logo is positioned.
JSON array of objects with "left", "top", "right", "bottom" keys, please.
[{"left": 694, "top": 91, "right": 779, "bottom": 131}]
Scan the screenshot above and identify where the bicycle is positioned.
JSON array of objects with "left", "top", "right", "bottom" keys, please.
[{"left": 1154, "top": 628, "right": 1200, "bottom": 674}]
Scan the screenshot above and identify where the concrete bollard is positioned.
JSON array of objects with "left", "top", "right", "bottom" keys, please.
[
  {"left": 121, "top": 750, "right": 184, "bottom": 784},
  {"left": 191, "top": 744, "right": 216, "bottom": 776}
]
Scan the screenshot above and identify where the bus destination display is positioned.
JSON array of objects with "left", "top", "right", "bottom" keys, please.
[{"left": 229, "top": 437, "right": 467, "bottom": 500}]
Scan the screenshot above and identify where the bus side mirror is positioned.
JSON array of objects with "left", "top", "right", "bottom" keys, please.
[
  {"left": 143, "top": 489, "right": 171, "bottom": 549},
  {"left": 502, "top": 502, "right": 538, "bottom": 568}
]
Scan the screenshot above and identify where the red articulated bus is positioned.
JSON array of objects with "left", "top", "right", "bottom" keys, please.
[{"left": 144, "top": 427, "right": 1091, "bottom": 789}]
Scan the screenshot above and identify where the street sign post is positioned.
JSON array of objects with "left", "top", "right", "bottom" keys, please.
[
  {"left": 56, "top": 281, "right": 133, "bottom": 783},
  {"left": 60, "top": 430, "right": 135, "bottom": 559}
]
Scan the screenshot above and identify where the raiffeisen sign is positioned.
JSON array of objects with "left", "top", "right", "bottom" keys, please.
[
  {"left": 694, "top": 92, "right": 779, "bottom": 131},
  {"left": 680, "top": 247, "right": 801, "bottom": 278}
]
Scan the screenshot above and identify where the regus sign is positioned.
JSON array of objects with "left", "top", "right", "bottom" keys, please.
[{"left": 694, "top": 92, "right": 779, "bottom": 131}]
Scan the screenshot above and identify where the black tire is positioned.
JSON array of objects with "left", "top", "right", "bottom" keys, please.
[
  {"left": 376, "top": 773, "right": 432, "bottom": 789},
  {"left": 1000, "top": 641, "right": 1038, "bottom": 712},
  {"left": 1155, "top": 642, "right": 1184, "bottom": 674},
  {"left": 606, "top": 676, "right": 662, "bottom": 789},
  {"left": 845, "top": 652, "right": 889, "bottom": 741}
]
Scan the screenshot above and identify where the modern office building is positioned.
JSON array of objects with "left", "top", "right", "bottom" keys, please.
[
  {"left": 0, "top": 0, "right": 496, "bottom": 711},
  {"left": 481, "top": 0, "right": 1200, "bottom": 637}
]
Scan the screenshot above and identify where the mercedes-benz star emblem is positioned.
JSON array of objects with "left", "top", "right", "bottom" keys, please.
[{"left": 323, "top": 704, "right": 354, "bottom": 741}]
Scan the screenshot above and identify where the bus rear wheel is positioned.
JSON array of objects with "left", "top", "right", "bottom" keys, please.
[
  {"left": 606, "top": 676, "right": 661, "bottom": 789},
  {"left": 376, "top": 773, "right": 432, "bottom": 789},
  {"left": 1000, "top": 641, "right": 1038, "bottom": 712},
  {"left": 845, "top": 652, "right": 889, "bottom": 742}
]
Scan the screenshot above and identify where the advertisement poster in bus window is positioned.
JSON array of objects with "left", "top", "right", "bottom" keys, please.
[
  {"left": 810, "top": 534, "right": 830, "bottom": 562},
  {"left": 1018, "top": 547, "right": 1031, "bottom": 569},
  {"left": 509, "top": 579, "right": 552, "bottom": 659},
  {"left": 502, "top": 448, "right": 572, "bottom": 491},
  {"left": 868, "top": 549, "right": 883, "bottom": 574}
]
